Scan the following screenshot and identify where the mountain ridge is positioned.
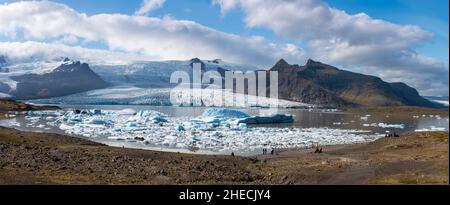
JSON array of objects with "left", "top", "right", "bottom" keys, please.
[
  {"left": 10, "top": 60, "right": 109, "bottom": 99},
  {"left": 270, "top": 59, "right": 441, "bottom": 108}
]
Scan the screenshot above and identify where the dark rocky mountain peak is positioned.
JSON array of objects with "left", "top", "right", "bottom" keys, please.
[
  {"left": 211, "top": 59, "right": 223, "bottom": 64},
  {"left": 269, "top": 59, "right": 440, "bottom": 108},
  {"left": 189, "top": 58, "right": 205, "bottom": 70},
  {"left": 304, "top": 59, "right": 339, "bottom": 71},
  {"left": 274, "top": 59, "right": 289, "bottom": 67},
  {"left": 53, "top": 61, "right": 89, "bottom": 73},
  {"left": 270, "top": 59, "right": 296, "bottom": 72},
  {"left": 189, "top": 57, "right": 203, "bottom": 64},
  {"left": 306, "top": 59, "right": 322, "bottom": 66},
  {"left": 10, "top": 61, "right": 109, "bottom": 100}
]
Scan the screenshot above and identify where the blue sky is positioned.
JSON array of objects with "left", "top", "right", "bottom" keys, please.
[
  {"left": 0, "top": 0, "right": 448, "bottom": 96},
  {"left": 2, "top": 0, "right": 445, "bottom": 62}
]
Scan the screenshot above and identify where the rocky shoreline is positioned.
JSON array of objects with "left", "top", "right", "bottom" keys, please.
[{"left": 0, "top": 127, "right": 447, "bottom": 185}]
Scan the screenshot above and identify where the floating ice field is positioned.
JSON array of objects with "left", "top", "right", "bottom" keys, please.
[{"left": 18, "top": 108, "right": 386, "bottom": 154}]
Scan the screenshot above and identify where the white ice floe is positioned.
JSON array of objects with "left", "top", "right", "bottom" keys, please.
[
  {"left": 363, "top": 123, "right": 405, "bottom": 129},
  {"left": 415, "top": 126, "right": 447, "bottom": 132},
  {"left": 0, "top": 118, "right": 20, "bottom": 127},
  {"left": 360, "top": 116, "right": 369, "bottom": 121},
  {"left": 19, "top": 108, "right": 382, "bottom": 154}
]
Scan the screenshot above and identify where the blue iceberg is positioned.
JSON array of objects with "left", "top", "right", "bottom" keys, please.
[
  {"left": 202, "top": 108, "right": 250, "bottom": 119},
  {"left": 238, "top": 114, "right": 294, "bottom": 124}
]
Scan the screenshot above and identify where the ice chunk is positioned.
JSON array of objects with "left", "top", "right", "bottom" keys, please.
[
  {"left": 68, "top": 114, "right": 83, "bottom": 123},
  {"left": 238, "top": 123, "right": 247, "bottom": 129},
  {"left": 92, "top": 109, "right": 102, "bottom": 115},
  {"left": 176, "top": 123, "right": 186, "bottom": 131},
  {"left": 126, "top": 122, "right": 138, "bottom": 127},
  {"left": 117, "top": 108, "right": 137, "bottom": 115},
  {"left": 415, "top": 126, "right": 447, "bottom": 132},
  {"left": 202, "top": 108, "right": 249, "bottom": 119},
  {"left": 152, "top": 115, "right": 168, "bottom": 123},
  {"left": 87, "top": 116, "right": 112, "bottom": 125},
  {"left": 238, "top": 114, "right": 294, "bottom": 124},
  {"left": 363, "top": 123, "right": 405, "bottom": 129}
]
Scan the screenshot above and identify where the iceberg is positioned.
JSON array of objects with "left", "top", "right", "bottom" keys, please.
[
  {"left": 68, "top": 114, "right": 83, "bottom": 123},
  {"left": 87, "top": 116, "right": 112, "bottom": 125},
  {"left": 117, "top": 108, "right": 137, "bottom": 115},
  {"left": 176, "top": 123, "right": 186, "bottom": 131},
  {"left": 238, "top": 114, "right": 294, "bottom": 124},
  {"left": 202, "top": 108, "right": 249, "bottom": 119},
  {"left": 152, "top": 115, "right": 168, "bottom": 123}
]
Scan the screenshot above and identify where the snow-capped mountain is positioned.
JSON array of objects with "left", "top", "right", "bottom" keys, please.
[
  {"left": 1, "top": 59, "right": 108, "bottom": 99},
  {"left": 0, "top": 57, "right": 258, "bottom": 99},
  {"left": 90, "top": 58, "right": 258, "bottom": 88}
]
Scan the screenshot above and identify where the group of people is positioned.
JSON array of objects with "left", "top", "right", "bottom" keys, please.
[
  {"left": 262, "top": 148, "right": 274, "bottom": 155},
  {"left": 385, "top": 133, "right": 400, "bottom": 138}
]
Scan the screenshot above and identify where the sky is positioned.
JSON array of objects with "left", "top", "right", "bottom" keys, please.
[{"left": 0, "top": 0, "right": 448, "bottom": 96}]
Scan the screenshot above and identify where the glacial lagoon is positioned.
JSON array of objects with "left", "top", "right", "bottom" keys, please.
[{"left": 1, "top": 105, "right": 448, "bottom": 156}]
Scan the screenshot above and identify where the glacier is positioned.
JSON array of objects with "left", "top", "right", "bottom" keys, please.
[{"left": 29, "top": 86, "right": 313, "bottom": 108}]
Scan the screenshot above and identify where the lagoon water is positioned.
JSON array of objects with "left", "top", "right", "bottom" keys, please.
[
  {"left": 1, "top": 105, "right": 448, "bottom": 156},
  {"left": 58, "top": 105, "right": 449, "bottom": 132}
]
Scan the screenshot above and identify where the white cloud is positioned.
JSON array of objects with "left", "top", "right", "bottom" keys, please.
[
  {"left": 61, "top": 35, "right": 79, "bottom": 44},
  {"left": 0, "top": 1, "right": 304, "bottom": 67},
  {"left": 135, "top": 0, "right": 166, "bottom": 16},
  {"left": 0, "top": 41, "right": 148, "bottom": 64},
  {"left": 213, "top": 0, "right": 449, "bottom": 96}
]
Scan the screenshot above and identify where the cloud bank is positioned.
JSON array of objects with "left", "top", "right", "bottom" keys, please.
[{"left": 0, "top": 1, "right": 304, "bottom": 67}]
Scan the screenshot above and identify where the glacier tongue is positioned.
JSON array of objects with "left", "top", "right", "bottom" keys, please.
[
  {"left": 29, "top": 86, "right": 314, "bottom": 108},
  {"left": 23, "top": 108, "right": 382, "bottom": 155}
]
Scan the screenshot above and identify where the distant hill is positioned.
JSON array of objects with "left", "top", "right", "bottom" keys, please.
[
  {"left": 269, "top": 59, "right": 442, "bottom": 108},
  {"left": 10, "top": 60, "right": 109, "bottom": 99}
]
